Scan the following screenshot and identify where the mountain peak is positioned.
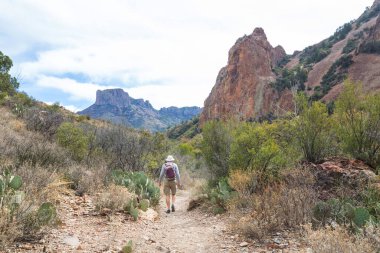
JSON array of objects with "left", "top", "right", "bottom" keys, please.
[
  {"left": 252, "top": 27, "right": 267, "bottom": 39},
  {"left": 95, "top": 89, "right": 132, "bottom": 107},
  {"left": 80, "top": 88, "right": 202, "bottom": 131}
]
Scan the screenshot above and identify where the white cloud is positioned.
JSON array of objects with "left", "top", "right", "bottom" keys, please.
[
  {"left": 0, "top": 0, "right": 375, "bottom": 109},
  {"left": 37, "top": 76, "right": 115, "bottom": 101}
]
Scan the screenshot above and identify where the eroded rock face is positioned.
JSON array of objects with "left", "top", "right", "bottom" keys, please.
[{"left": 200, "top": 28, "right": 286, "bottom": 123}]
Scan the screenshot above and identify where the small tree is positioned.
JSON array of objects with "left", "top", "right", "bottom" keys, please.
[
  {"left": 201, "top": 120, "right": 233, "bottom": 180},
  {"left": 0, "top": 51, "right": 19, "bottom": 99},
  {"left": 56, "top": 122, "right": 89, "bottom": 161},
  {"left": 294, "top": 93, "right": 333, "bottom": 163},
  {"left": 335, "top": 80, "right": 380, "bottom": 171},
  {"left": 229, "top": 122, "right": 286, "bottom": 184}
]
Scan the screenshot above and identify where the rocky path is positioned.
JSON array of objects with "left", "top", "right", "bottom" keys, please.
[{"left": 11, "top": 189, "right": 307, "bottom": 253}]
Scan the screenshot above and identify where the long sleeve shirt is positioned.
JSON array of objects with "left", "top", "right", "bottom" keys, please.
[{"left": 159, "top": 162, "right": 180, "bottom": 184}]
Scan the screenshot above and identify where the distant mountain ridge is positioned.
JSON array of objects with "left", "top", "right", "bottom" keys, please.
[{"left": 79, "top": 89, "right": 202, "bottom": 131}]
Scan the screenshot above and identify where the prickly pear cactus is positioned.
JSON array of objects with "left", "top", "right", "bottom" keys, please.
[
  {"left": 9, "top": 175, "right": 22, "bottom": 190},
  {"left": 353, "top": 207, "right": 370, "bottom": 227},
  {"left": 122, "top": 240, "right": 133, "bottom": 253},
  {"left": 139, "top": 199, "right": 150, "bottom": 212},
  {"left": 130, "top": 207, "right": 139, "bottom": 221},
  {"left": 37, "top": 202, "right": 57, "bottom": 225}
]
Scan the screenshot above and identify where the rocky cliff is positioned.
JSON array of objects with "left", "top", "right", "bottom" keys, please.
[
  {"left": 200, "top": 28, "right": 288, "bottom": 122},
  {"left": 201, "top": 0, "right": 380, "bottom": 123},
  {"left": 79, "top": 89, "right": 201, "bottom": 131}
]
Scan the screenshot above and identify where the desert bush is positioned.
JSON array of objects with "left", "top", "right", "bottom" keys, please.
[
  {"left": 272, "top": 65, "right": 308, "bottom": 92},
  {"left": 343, "top": 39, "right": 358, "bottom": 54},
  {"left": 56, "top": 122, "right": 89, "bottom": 161},
  {"left": 321, "top": 54, "right": 353, "bottom": 94},
  {"left": 305, "top": 224, "right": 380, "bottom": 253},
  {"left": 0, "top": 123, "right": 70, "bottom": 168},
  {"left": 24, "top": 108, "right": 65, "bottom": 138},
  {"left": 359, "top": 40, "right": 380, "bottom": 54},
  {"left": 201, "top": 120, "right": 233, "bottom": 180},
  {"left": 94, "top": 184, "right": 134, "bottom": 213},
  {"left": 229, "top": 122, "right": 287, "bottom": 184},
  {"left": 65, "top": 164, "right": 108, "bottom": 195},
  {"left": 335, "top": 80, "right": 380, "bottom": 171},
  {"left": 91, "top": 125, "right": 168, "bottom": 172},
  {"left": 294, "top": 93, "right": 335, "bottom": 163},
  {"left": 231, "top": 168, "right": 317, "bottom": 239}
]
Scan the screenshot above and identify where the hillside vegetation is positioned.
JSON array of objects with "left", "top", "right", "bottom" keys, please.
[
  {"left": 193, "top": 80, "right": 380, "bottom": 251},
  {"left": 0, "top": 51, "right": 173, "bottom": 249}
]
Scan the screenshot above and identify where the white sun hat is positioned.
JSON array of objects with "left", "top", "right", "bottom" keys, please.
[{"left": 165, "top": 155, "right": 175, "bottom": 162}]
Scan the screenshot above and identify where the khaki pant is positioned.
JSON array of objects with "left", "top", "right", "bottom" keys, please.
[{"left": 164, "top": 180, "right": 176, "bottom": 195}]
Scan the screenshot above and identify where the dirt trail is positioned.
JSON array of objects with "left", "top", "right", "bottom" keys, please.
[{"left": 12, "top": 189, "right": 242, "bottom": 253}]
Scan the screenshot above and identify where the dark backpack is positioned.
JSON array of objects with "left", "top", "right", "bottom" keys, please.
[{"left": 165, "top": 163, "right": 175, "bottom": 179}]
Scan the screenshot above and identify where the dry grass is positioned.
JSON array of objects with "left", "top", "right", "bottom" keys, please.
[
  {"left": 229, "top": 168, "right": 317, "bottom": 240},
  {"left": 305, "top": 224, "right": 380, "bottom": 253},
  {"left": 0, "top": 166, "right": 70, "bottom": 248},
  {"left": 93, "top": 184, "right": 134, "bottom": 212}
]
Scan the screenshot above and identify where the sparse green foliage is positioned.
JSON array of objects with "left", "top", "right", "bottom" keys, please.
[
  {"left": 56, "top": 122, "right": 89, "bottom": 161},
  {"left": 343, "top": 39, "right": 358, "bottom": 54},
  {"left": 201, "top": 121, "right": 233, "bottom": 180},
  {"left": 139, "top": 199, "right": 150, "bottom": 211},
  {"left": 272, "top": 65, "right": 308, "bottom": 92},
  {"left": 321, "top": 54, "right": 353, "bottom": 95},
  {"left": 294, "top": 93, "right": 334, "bottom": 163},
  {"left": 335, "top": 80, "right": 380, "bottom": 170},
  {"left": 359, "top": 41, "right": 380, "bottom": 54},
  {"left": 229, "top": 122, "right": 286, "bottom": 181}
]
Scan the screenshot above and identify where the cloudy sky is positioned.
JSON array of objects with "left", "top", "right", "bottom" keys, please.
[{"left": 0, "top": 0, "right": 375, "bottom": 112}]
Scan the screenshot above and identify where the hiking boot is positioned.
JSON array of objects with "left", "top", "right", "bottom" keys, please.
[
  {"left": 171, "top": 205, "right": 175, "bottom": 212},
  {"left": 166, "top": 209, "right": 170, "bottom": 214}
]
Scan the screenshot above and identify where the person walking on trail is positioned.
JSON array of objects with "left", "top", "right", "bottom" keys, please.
[{"left": 159, "top": 155, "right": 181, "bottom": 214}]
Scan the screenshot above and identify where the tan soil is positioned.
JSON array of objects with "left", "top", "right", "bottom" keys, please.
[{"left": 9, "top": 189, "right": 308, "bottom": 253}]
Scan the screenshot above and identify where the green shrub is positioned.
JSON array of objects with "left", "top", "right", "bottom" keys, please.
[
  {"left": 321, "top": 54, "right": 353, "bottom": 95},
  {"left": 359, "top": 41, "right": 380, "bottom": 54},
  {"left": 201, "top": 120, "right": 233, "bottom": 180},
  {"left": 272, "top": 65, "right": 308, "bottom": 92},
  {"left": 229, "top": 122, "right": 286, "bottom": 182},
  {"left": 343, "top": 39, "right": 358, "bottom": 54},
  {"left": 335, "top": 80, "right": 380, "bottom": 170},
  {"left": 56, "top": 122, "right": 89, "bottom": 161},
  {"left": 294, "top": 93, "right": 334, "bottom": 163},
  {"left": 0, "top": 51, "right": 19, "bottom": 99},
  {"left": 356, "top": 4, "right": 380, "bottom": 26},
  {"left": 300, "top": 44, "right": 331, "bottom": 65},
  {"left": 139, "top": 199, "right": 150, "bottom": 212}
]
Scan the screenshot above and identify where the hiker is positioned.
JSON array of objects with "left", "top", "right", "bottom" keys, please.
[{"left": 159, "top": 155, "right": 181, "bottom": 214}]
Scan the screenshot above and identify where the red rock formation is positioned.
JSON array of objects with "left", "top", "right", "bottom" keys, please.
[
  {"left": 200, "top": 28, "right": 287, "bottom": 123},
  {"left": 201, "top": 0, "right": 380, "bottom": 124}
]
